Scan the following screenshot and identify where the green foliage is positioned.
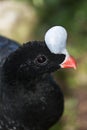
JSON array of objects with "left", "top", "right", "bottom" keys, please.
[{"left": 14, "top": 0, "right": 87, "bottom": 38}]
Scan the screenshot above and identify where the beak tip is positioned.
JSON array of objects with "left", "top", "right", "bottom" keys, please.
[
  {"left": 73, "top": 62, "right": 77, "bottom": 70},
  {"left": 73, "top": 64, "right": 77, "bottom": 70},
  {"left": 61, "top": 56, "right": 77, "bottom": 70}
]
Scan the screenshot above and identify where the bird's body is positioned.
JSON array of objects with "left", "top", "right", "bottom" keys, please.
[
  {"left": 0, "top": 26, "right": 76, "bottom": 130},
  {"left": 0, "top": 36, "right": 19, "bottom": 67},
  {"left": 0, "top": 73, "right": 64, "bottom": 130}
]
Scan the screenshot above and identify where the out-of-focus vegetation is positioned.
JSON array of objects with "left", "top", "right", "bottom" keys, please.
[{"left": 0, "top": 0, "right": 87, "bottom": 130}]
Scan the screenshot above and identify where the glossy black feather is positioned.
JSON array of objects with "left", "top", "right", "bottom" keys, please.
[
  {"left": 0, "top": 36, "right": 20, "bottom": 67},
  {"left": 0, "top": 38, "right": 65, "bottom": 130}
]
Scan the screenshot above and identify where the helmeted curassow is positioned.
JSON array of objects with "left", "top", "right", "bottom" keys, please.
[{"left": 0, "top": 26, "right": 76, "bottom": 130}]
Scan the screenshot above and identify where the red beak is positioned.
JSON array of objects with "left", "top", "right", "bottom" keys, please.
[{"left": 60, "top": 56, "right": 77, "bottom": 69}]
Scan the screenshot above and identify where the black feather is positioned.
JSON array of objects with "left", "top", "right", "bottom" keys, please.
[
  {"left": 0, "top": 36, "right": 20, "bottom": 67},
  {"left": 0, "top": 37, "right": 65, "bottom": 130}
]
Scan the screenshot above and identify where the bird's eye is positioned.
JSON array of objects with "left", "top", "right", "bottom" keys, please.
[{"left": 34, "top": 55, "right": 47, "bottom": 65}]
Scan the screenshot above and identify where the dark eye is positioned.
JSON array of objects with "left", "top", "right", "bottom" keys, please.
[{"left": 34, "top": 55, "right": 47, "bottom": 65}]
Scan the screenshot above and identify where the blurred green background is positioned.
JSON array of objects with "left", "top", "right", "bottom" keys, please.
[{"left": 0, "top": 0, "right": 87, "bottom": 130}]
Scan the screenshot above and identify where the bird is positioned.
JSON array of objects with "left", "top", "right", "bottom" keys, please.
[{"left": 0, "top": 26, "right": 76, "bottom": 130}]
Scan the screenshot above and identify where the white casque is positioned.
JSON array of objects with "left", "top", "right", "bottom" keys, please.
[{"left": 45, "top": 26, "right": 68, "bottom": 56}]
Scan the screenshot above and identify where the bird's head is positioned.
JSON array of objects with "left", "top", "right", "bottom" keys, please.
[{"left": 3, "top": 26, "right": 76, "bottom": 81}]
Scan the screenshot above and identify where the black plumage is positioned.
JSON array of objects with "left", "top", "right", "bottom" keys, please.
[{"left": 0, "top": 36, "right": 64, "bottom": 130}]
